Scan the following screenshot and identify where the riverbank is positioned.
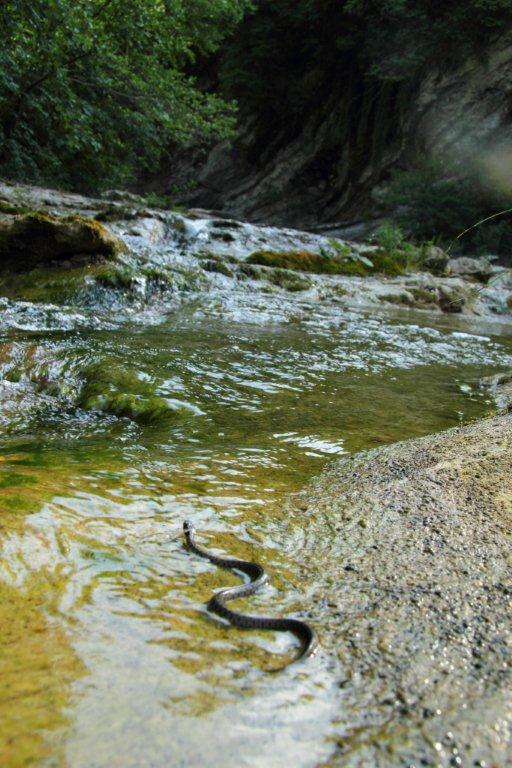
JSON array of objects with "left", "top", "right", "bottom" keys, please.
[{"left": 293, "top": 397, "right": 512, "bottom": 767}]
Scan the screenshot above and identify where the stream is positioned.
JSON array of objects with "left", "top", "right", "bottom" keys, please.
[{"left": 1, "top": 209, "right": 512, "bottom": 767}]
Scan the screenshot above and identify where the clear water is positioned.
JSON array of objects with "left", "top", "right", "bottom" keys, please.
[{"left": 1, "top": 285, "right": 511, "bottom": 767}]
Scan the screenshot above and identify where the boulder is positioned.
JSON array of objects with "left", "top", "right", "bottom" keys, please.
[
  {"left": 480, "top": 370, "right": 512, "bottom": 412},
  {"left": 448, "top": 256, "right": 494, "bottom": 283},
  {"left": 437, "top": 283, "right": 466, "bottom": 312},
  {"left": 422, "top": 244, "right": 449, "bottom": 275},
  {"left": 294, "top": 411, "right": 512, "bottom": 767},
  {"left": 0, "top": 212, "right": 125, "bottom": 272}
]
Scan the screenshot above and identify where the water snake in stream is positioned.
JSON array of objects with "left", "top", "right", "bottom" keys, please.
[{"left": 183, "top": 520, "right": 318, "bottom": 665}]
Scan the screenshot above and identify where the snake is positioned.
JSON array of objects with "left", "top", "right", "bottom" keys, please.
[{"left": 183, "top": 520, "right": 318, "bottom": 664}]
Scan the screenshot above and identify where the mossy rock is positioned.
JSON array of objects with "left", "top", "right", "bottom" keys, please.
[
  {"left": 247, "top": 249, "right": 407, "bottom": 277},
  {"left": 201, "top": 258, "right": 234, "bottom": 277},
  {"left": 268, "top": 269, "right": 311, "bottom": 292},
  {"left": 0, "top": 265, "right": 94, "bottom": 303},
  {"left": 408, "top": 286, "right": 439, "bottom": 306},
  {"left": 0, "top": 199, "right": 32, "bottom": 216},
  {"left": 438, "top": 285, "right": 467, "bottom": 313},
  {"left": 76, "top": 358, "right": 199, "bottom": 425},
  {"left": 211, "top": 230, "right": 236, "bottom": 242},
  {"left": 247, "top": 250, "right": 346, "bottom": 274},
  {"left": 0, "top": 212, "right": 126, "bottom": 273},
  {"left": 77, "top": 360, "right": 183, "bottom": 425}
]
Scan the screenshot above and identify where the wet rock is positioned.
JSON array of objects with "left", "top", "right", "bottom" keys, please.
[
  {"left": 100, "top": 189, "right": 145, "bottom": 204},
  {"left": 0, "top": 212, "right": 125, "bottom": 273},
  {"left": 422, "top": 245, "right": 449, "bottom": 275},
  {"left": 377, "top": 289, "right": 416, "bottom": 307},
  {"left": 448, "top": 257, "right": 494, "bottom": 283},
  {"left": 297, "top": 412, "right": 512, "bottom": 767},
  {"left": 201, "top": 258, "right": 234, "bottom": 278},
  {"left": 437, "top": 284, "right": 467, "bottom": 313},
  {"left": 480, "top": 371, "right": 512, "bottom": 412}
]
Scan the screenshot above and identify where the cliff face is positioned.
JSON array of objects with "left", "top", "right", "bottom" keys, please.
[{"left": 156, "top": 30, "right": 512, "bottom": 229}]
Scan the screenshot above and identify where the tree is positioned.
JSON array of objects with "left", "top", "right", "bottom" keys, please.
[{"left": 0, "top": 0, "right": 252, "bottom": 190}]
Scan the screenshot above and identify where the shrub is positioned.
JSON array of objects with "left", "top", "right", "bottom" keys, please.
[{"left": 381, "top": 159, "right": 512, "bottom": 254}]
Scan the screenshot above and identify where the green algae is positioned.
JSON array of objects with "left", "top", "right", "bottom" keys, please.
[
  {"left": 246, "top": 248, "right": 413, "bottom": 277},
  {"left": 0, "top": 264, "right": 99, "bottom": 303},
  {"left": 0, "top": 576, "right": 84, "bottom": 767},
  {"left": 77, "top": 360, "right": 184, "bottom": 424}
]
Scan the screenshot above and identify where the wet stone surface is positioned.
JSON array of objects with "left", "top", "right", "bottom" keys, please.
[{"left": 296, "top": 413, "right": 512, "bottom": 767}]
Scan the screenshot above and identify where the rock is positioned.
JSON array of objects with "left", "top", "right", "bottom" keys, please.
[
  {"left": 101, "top": 189, "right": 145, "bottom": 203},
  {"left": 437, "top": 284, "right": 466, "bottom": 312},
  {"left": 422, "top": 244, "right": 449, "bottom": 275},
  {"left": 377, "top": 289, "right": 416, "bottom": 307},
  {"left": 201, "top": 259, "right": 234, "bottom": 278},
  {"left": 480, "top": 370, "right": 512, "bottom": 412},
  {"left": 0, "top": 212, "right": 125, "bottom": 272},
  {"left": 448, "top": 256, "right": 494, "bottom": 283},
  {"left": 294, "top": 412, "right": 512, "bottom": 767}
]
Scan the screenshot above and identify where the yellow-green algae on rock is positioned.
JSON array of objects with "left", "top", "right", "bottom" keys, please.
[
  {"left": 77, "top": 360, "right": 191, "bottom": 424},
  {"left": 0, "top": 211, "right": 125, "bottom": 272},
  {"left": 0, "top": 457, "right": 88, "bottom": 767}
]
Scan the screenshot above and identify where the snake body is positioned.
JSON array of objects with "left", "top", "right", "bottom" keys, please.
[{"left": 183, "top": 520, "right": 317, "bottom": 663}]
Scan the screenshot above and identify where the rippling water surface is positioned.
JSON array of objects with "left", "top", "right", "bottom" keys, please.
[{"left": 1, "top": 285, "right": 511, "bottom": 767}]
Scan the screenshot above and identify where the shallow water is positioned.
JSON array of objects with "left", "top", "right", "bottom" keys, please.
[{"left": 1, "top": 282, "right": 512, "bottom": 767}]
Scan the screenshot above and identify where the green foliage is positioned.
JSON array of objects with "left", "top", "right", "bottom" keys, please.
[
  {"left": 381, "top": 159, "right": 512, "bottom": 253},
  {"left": 141, "top": 193, "right": 178, "bottom": 211},
  {"left": 328, "top": 238, "right": 374, "bottom": 268},
  {"left": 0, "top": 0, "right": 252, "bottom": 191},
  {"left": 219, "top": 1, "right": 512, "bottom": 112}
]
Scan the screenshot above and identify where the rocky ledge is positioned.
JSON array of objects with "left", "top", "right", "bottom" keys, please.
[
  {"left": 294, "top": 403, "right": 512, "bottom": 766},
  {"left": 0, "top": 181, "right": 511, "bottom": 320}
]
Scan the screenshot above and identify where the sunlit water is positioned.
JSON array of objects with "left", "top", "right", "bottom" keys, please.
[{"left": 1, "top": 282, "right": 512, "bottom": 767}]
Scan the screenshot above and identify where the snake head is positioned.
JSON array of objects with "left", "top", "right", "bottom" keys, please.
[{"left": 183, "top": 520, "right": 195, "bottom": 536}]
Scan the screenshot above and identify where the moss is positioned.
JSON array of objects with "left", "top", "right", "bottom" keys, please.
[
  {"left": 247, "top": 250, "right": 343, "bottom": 274},
  {"left": 370, "top": 249, "right": 409, "bottom": 276},
  {"left": 81, "top": 391, "right": 173, "bottom": 424},
  {"left": 94, "top": 265, "right": 136, "bottom": 290},
  {"left": 141, "top": 265, "right": 174, "bottom": 286},
  {"left": 201, "top": 258, "right": 234, "bottom": 277},
  {"left": 0, "top": 211, "right": 126, "bottom": 273},
  {"left": 0, "top": 264, "right": 98, "bottom": 303},
  {"left": 77, "top": 360, "right": 184, "bottom": 425},
  {"left": 247, "top": 249, "right": 407, "bottom": 277},
  {"left": 268, "top": 269, "right": 311, "bottom": 291},
  {"left": 0, "top": 199, "right": 32, "bottom": 216},
  {"left": 237, "top": 263, "right": 262, "bottom": 279}
]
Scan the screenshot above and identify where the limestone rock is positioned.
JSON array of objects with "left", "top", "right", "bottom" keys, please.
[
  {"left": 422, "top": 244, "right": 449, "bottom": 275},
  {"left": 437, "top": 283, "right": 467, "bottom": 312},
  {"left": 480, "top": 370, "right": 512, "bottom": 411},
  {"left": 448, "top": 256, "right": 494, "bottom": 283},
  {"left": 295, "top": 412, "right": 512, "bottom": 767},
  {"left": 0, "top": 212, "right": 125, "bottom": 272}
]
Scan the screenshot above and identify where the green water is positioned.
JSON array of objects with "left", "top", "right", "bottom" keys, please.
[{"left": 1, "top": 296, "right": 511, "bottom": 767}]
